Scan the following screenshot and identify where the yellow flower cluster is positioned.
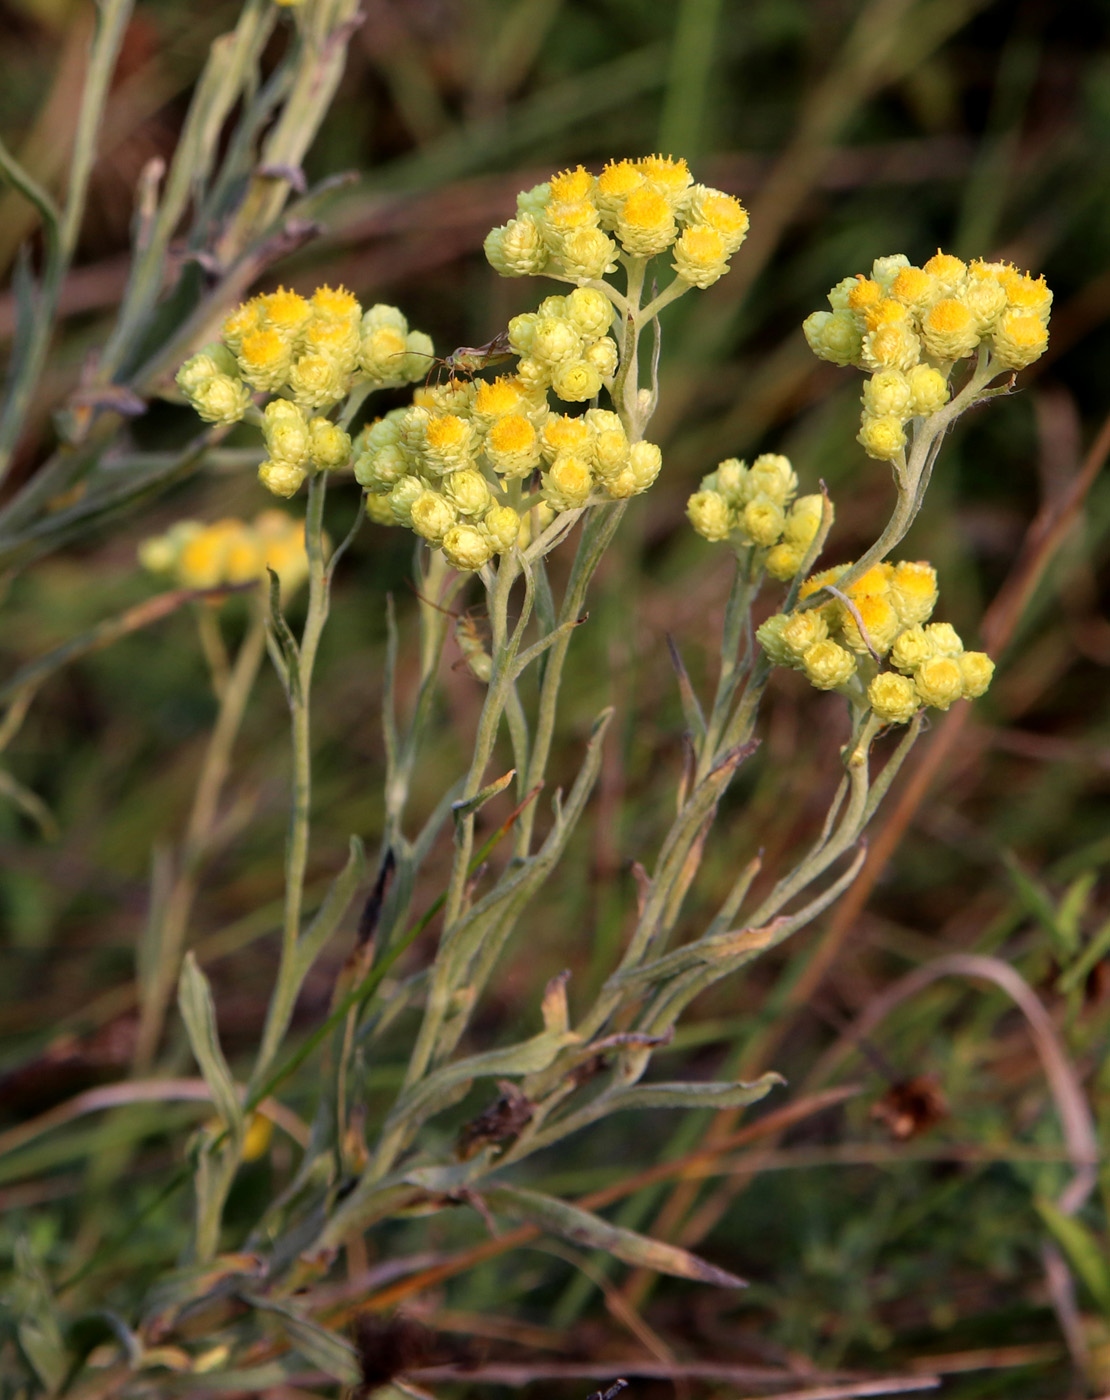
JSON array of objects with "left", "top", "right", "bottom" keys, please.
[
  {"left": 356, "top": 362, "right": 662, "bottom": 572},
  {"left": 176, "top": 287, "right": 432, "bottom": 497},
  {"left": 803, "top": 252, "right": 1052, "bottom": 461},
  {"left": 138, "top": 511, "right": 310, "bottom": 597},
  {"left": 757, "top": 560, "right": 994, "bottom": 722},
  {"left": 484, "top": 156, "right": 749, "bottom": 288},
  {"left": 686, "top": 454, "right": 826, "bottom": 580}
]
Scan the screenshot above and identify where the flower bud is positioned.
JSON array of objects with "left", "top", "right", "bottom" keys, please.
[
  {"left": 714, "top": 457, "right": 748, "bottom": 502},
  {"left": 443, "top": 468, "right": 492, "bottom": 516},
  {"left": 308, "top": 418, "right": 352, "bottom": 471},
  {"left": 258, "top": 459, "right": 308, "bottom": 498},
  {"left": 565, "top": 288, "right": 613, "bottom": 340},
  {"left": 485, "top": 214, "right": 549, "bottom": 276},
  {"left": 686, "top": 186, "right": 749, "bottom": 253},
  {"left": 839, "top": 593, "right": 901, "bottom": 654},
  {"left": 628, "top": 440, "right": 662, "bottom": 491},
  {"left": 359, "top": 324, "right": 410, "bottom": 381},
  {"left": 741, "top": 497, "right": 785, "bottom": 547},
  {"left": 595, "top": 159, "right": 644, "bottom": 226},
  {"left": 803, "top": 309, "right": 863, "bottom": 366},
  {"left": 765, "top": 542, "right": 806, "bottom": 581},
  {"left": 784, "top": 493, "right": 826, "bottom": 549},
  {"left": 583, "top": 336, "right": 619, "bottom": 381},
  {"left": 531, "top": 316, "right": 581, "bottom": 365},
  {"left": 959, "top": 276, "right": 1007, "bottom": 332},
  {"left": 802, "top": 640, "right": 857, "bottom": 691},
  {"left": 871, "top": 254, "right": 912, "bottom": 289},
  {"left": 861, "top": 322, "right": 922, "bottom": 373},
  {"left": 857, "top": 413, "right": 907, "bottom": 461},
  {"left": 687, "top": 489, "right": 732, "bottom": 542},
  {"left": 868, "top": 671, "right": 919, "bottom": 724},
  {"left": 361, "top": 303, "right": 409, "bottom": 334},
  {"left": 557, "top": 228, "right": 620, "bottom": 280},
  {"left": 756, "top": 613, "right": 794, "bottom": 666},
  {"left": 746, "top": 453, "right": 797, "bottom": 505},
  {"left": 187, "top": 374, "right": 253, "bottom": 424},
  {"left": 922, "top": 251, "right": 967, "bottom": 295},
  {"left": 388, "top": 475, "right": 425, "bottom": 526},
  {"left": 263, "top": 399, "right": 311, "bottom": 466},
  {"left": 593, "top": 428, "right": 630, "bottom": 477},
  {"left": 551, "top": 359, "right": 603, "bottom": 403},
  {"left": 365, "top": 492, "right": 398, "bottom": 526},
  {"left": 959, "top": 651, "right": 995, "bottom": 698},
  {"left": 410, "top": 489, "right": 457, "bottom": 544},
  {"left": 906, "top": 364, "right": 950, "bottom": 416},
  {"left": 540, "top": 414, "right": 592, "bottom": 461},
  {"left": 482, "top": 504, "right": 523, "bottom": 554},
  {"left": 311, "top": 285, "right": 361, "bottom": 324},
  {"left": 781, "top": 610, "right": 829, "bottom": 660},
  {"left": 288, "top": 352, "right": 347, "bottom": 409},
  {"left": 890, "top": 626, "right": 933, "bottom": 673},
  {"left": 507, "top": 313, "right": 538, "bottom": 356},
  {"left": 913, "top": 655, "right": 963, "bottom": 710},
  {"left": 354, "top": 443, "right": 407, "bottom": 490},
  {"left": 862, "top": 369, "right": 912, "bottom": 420},
  {"left": 178, "top": 344, "right": 239, "bottom": 393},
  {"left": 924, "top": 621, "right": 964, "bottom": 656},
  {"left": 442, "top": 523, "right": 495, "bottom": 571}
]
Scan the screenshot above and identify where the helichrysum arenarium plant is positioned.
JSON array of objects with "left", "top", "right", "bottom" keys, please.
[{"left": 3, "top": 142, "right": 1072, "bottom": 1394}]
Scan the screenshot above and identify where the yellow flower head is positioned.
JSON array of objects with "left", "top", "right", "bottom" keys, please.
[
  {"left": 868, "top": 671, "right": 918, "bottom": 725},
  {"left": 637, "top": 153, "right": 692, "bottom": 200},
  {"left": 689, "top": 188, "right": 749, "bottom": 252},
  {"left": 541, "top": 413, "right": 593, "bottom": 460},
  {"left": 484, "top": 414, "right": 540, "bottom": 478},
  {"left": 259, "top": 287, "right": 311, "bottom": 333},
  {"left": 863, "top": 297, "right": 912, "bottom": 332},
  {"left": 551, "top": 359, "right": 603, "bottom": 403},
  {"left": 672, "top": 226, "right": 730, "bottom": 288},
  {"left": 889, "top": 266, "right": 938, "bottom": 314},
  {"left": 238, "top": 328, "right": 292, "bottom": 391},
  {"left": 923, "top": 251, "right": 967, "bottom": 292},
  {"left": 423, "top": 414, "right": 476, "bottom": 475},
  {"left": 311, "top": 284, "right": 361, "bottom": 322},
  {"left": 473, "top": 375, "right": 534, "bottom": 423},
  {"left": 990, "top": 310, "right": 1049, "bottom": 370},
  {"left": 802, "top": 639, "right": 856, "bottom": 690},
  {"left": 921, "top": 298, "right": 979, "bottom": 361},
  {"left": 544, "top": 453, "right": 594, "bottom": 510},
  {"left": 913, "top": 655, "right": 964, "bottom": 710},
  {"left": 548, "top": 165, "right": 596, "bottom": 203},
  {"left": 840, "top": 592, "right": 901, "bottom": 654},
  {"left": 303, "top": 317, "right": 360, "bottom": 372},
  {"left": 222, "top": 300, "right": 262, "bottom": 351},
  {"left": 598, "top": 159, "right": 644, "bottom": 200},
  {"left": 889, "top": 561, "right": 938, "bottom": 626},
  {"left": 616, "top": 187, "right": 676, "bottom": 257},
  {"left": 847, "top": 278, "right": 883, "bottom": 314},
  {"left": 999, "top": 269, "right": 1052, "bottom": 321}
]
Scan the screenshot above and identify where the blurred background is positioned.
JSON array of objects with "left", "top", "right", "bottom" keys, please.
[{"left": 1, "top": 0, "right": 1109, "bottom": 1395}]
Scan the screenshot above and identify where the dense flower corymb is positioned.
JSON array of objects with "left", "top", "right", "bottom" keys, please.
[
  {"left": 803, "top": 252, "right": 1052, "bottom": 461},
  {"left": 139, "top": 511, "right": 311, "bottom": 597}
]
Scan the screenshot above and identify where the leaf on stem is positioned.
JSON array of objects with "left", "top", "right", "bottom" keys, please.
[
  {"left": 452, "top": 769, "right": 516, "bottom": 830},
  {"left": 666, "top": 633, "right": 707, "bottom": 743},
  {"left": 177, "top": 952, "right": 244, "bottom": 1142},
  {"left": 482, "top": 1185, "right": 747, "bottom": 1288},
  {"left": 243, "top": 1294, "right": 360, "bottom": 1384},
  {"left": 293, "top": 835, "right": 367, "bottom": 980},
  {"left": 266, "top": 567, "right": 301, "bottom": 705},
  {"left": 600, "top": 1070, "right": 784, "bottom": 1114}
]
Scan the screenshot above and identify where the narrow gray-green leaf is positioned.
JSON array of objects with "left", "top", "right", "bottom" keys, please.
[
  {"left": 293, "top": 835, "right": 366, "bottom": 979},
  {"left": 452, "top": 769, "right": 516, "bottom": 829},
  {"left": 245, "top": 1296, "right": 360, "bottom": 1384},
  {"left": 605, "top": 1071, "right": 784, "bottom": 1114},
  {"left": 177, "top": 952, "right": 243, "bottom": 1140},
  {"left": 484, "top": 1184, "right": 747, "bottom": 1288}
]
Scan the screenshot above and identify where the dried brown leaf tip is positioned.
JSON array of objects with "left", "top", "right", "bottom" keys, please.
[{"left": 456, "top": 1079, "right": 534, "bottom": 1160}]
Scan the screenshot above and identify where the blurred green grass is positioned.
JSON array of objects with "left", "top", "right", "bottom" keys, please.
[{"left": 2, "top": 0, "right": 1110, "bottom": 1394}]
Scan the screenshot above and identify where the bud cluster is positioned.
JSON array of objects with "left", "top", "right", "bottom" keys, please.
[
  {"left": 356, "top": 362, "right": 663, "bottom": 573},
  {"left": 507, "top": 288, "right": 619, "bottom": 403},
  {"left": 138, "top": 510, "right": 310, "bottom": 597},
  {"left": 484, "top": 156, "right": 749, "bottom": 289},
  {"left": 803, "top": 252, "right": 1052, "bottom": 461},
  {"left": 686, "top": 454, "right": 826, "bottom": 580},
  {"left": 176, "top": 287, "right": 432, "bottom": 497},
  {"left": 757, "top": 559, "right": 994, "bottom": 722}
]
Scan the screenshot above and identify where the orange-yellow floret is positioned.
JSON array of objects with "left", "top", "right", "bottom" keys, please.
[
  {"left": 847, "top": 278, "right": 883, "bottom": 313},
  {"left": 311, "top": 284, "right": 360, "bottom": 320},
  {"left": 548, "top": 165, "right": 595, "bottom": 202}
]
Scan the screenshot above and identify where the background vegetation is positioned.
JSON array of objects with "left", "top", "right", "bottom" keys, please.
[{"left": 1, "top": 0, "right": 1109, "bottom": 1396}]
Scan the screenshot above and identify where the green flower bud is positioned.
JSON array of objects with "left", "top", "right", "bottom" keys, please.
[
  {"left": 755, "top": 613, "right": 794, "bottom": 666},
  {"left": 187, "top": 374, "right": 253, "bottom": 424},
  {"left": 868, "top": 671, "right": 919, "bottom": 724},
  {"left": 593, "top": 428, "right": 630, "bottom": 477},
  {"left": 258, "top": 459, "right": 308, "bottom": 498},
  {"left": 364, "top": 492, "right": 396, "bottom": 525},
  {"left": 388, "top": 474, "right": 425, "bottom": 525},
  {"left": 687, "top": 489, "right": 732, "bottom": 542},
  {"left": 359, "top": 324, "right": 410, "bottom": 382},
  {"left": 177, "top": 344, "right": 238, "bottom": 394},
  {"left": 443, "top": 468, "right": 492, "bottom": 517},
  {"left": 913, "top": 655, "right": 963, "bottom": 710},
  {"left": 508, "top": 313, "right": 538, "bottom": 356},
  {"left": 263, "top": 399, "right": 311, "bottom": 467},
  {"left": 532, "top": 316, "right": 581, "bottom": 365},
  {"left": 871, "top": 254, "right": 912, "bottom": 290},
  {"left": 714, "top": 458, "right": 748, "bottom": 502},
  {"left": 803, "top": 309, "right": 862, "bottom": 366},
  {"left": 442, "top": 524, "right": 495, "bottom": 571},
  {"left": 485, "top": 214, "right": 549, "bottom": 276},
  {"left": 890, "top": 626, "right": 933, "bottom": 673},
  {"left": 784, "top": 494, "right": 826, "bottom": 549},
  {"left": 802, "top": 640, "right": 856, "bottom": 690},
  {"left": 354, "top": 443, "right": 407, "bottom": 490},
  {"left": 308, "top": 418, "right": 352, "bottom": 471},
  {"left": 361, "top": 303, "right": 408, "bottom": 334},
  {"left": 402, "top": 330, "right": 436, "bottom": 383}
]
